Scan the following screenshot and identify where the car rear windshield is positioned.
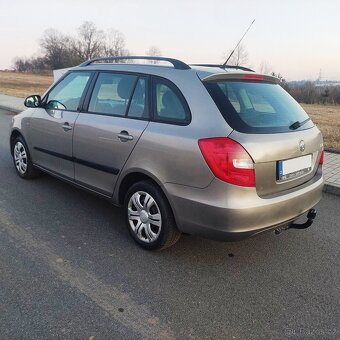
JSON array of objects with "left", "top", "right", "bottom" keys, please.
[{"left": 204, "top": 80, "right": 313, "bottom": 133}]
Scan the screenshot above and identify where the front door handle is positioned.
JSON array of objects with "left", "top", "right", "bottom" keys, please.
[
  {"left": 62, "top": 122, "right": 73, "bottom": 131},
  {"left": 118, "top": 131, "right": 134, "bottom": 141}
]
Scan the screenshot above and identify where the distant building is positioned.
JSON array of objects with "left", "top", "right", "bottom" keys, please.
[{"left": 53, "top": 68, "right": 71, "bottom": 82}]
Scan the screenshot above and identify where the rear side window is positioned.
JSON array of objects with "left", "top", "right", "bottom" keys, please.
[
  {"left": 204, "top": 81, "right": 313, "bottom": 133},
  {"left": 153, "top": 78, "right": 190, "bottom": 124},
  {"left": 89, "top": 73, "right": 137, "bottom": 116},
  {"left": 128, "top": 77, "right": 149, "bottom": 119},
  {"left": 46, "top": 72, "right": 91, "bottom": 111}
]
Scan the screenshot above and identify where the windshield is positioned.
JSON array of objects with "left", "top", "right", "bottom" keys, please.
[{"left": 204, "top": 80, "right": 313, "bottom": 133}]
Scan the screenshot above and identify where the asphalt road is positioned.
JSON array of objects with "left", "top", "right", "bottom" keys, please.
[{"left": 0, "top": 109, "right": 339, "bottom": 339}]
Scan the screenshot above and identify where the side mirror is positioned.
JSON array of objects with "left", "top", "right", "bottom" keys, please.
[{"left": 24, "top": 95, "right": 42, "bottom": 108}]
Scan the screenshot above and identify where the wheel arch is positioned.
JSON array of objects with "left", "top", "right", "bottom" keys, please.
[
  {"left": 116, "top": 170, "right": 179, "bottom": 221},
  {"left": 10, "top": 129, "right": 24, "bottom": 155},
  {"left": 116, "top": 170, "right": 167, "bottom": 204}
]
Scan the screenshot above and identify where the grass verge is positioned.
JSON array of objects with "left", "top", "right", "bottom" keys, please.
[
  {"left": 301, "top": 104, "right": 340, "bottom": 150},
  {"left": 0, "top": 71, "right": 53, "bottom": 98}
]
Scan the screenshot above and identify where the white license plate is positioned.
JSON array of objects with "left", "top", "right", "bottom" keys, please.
[{"left": 278, "top": 155, "right": 312, "bottom": 180}]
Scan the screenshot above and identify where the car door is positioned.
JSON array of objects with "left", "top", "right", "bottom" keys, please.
[
  {"left": 29, "top": 71, "right": 92, "bottom": 179},
  {"left": 72, "top": 72, "right": 150, "bottom": 195}
]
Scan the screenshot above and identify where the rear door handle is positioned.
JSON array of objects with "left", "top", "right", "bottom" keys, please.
[
  {"left": 118, "top": 131, "right": 134, "bottom": 141},
  {"left": 62, "top": 122, "right": 73, "bottom": 131}
]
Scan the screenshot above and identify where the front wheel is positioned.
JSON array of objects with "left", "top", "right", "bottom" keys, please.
[
  {"left": 124, "top": 180, "right": 181, "bottom": 250},
  {"left": 12, "top": 136, "right": 41, "bottom": 179}
]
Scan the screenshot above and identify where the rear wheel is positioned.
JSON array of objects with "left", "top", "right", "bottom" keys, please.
[
  {"left": 12, "top": 136, "right": 41, "bottom": 179},
  {"left": 124, "top": 180, "right": 181, "bottom": 250}
]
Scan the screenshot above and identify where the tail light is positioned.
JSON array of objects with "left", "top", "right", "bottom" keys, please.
[
  {"left": 198, "top": 137, "right": 255, "bottom": 187},
  {"left": 319, "top": 147, "right": 324, "bottom": 165}
]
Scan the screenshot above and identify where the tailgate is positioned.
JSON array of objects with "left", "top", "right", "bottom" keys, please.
[{"left": 229, "top": 126, "right": 323, "bottom": 197}]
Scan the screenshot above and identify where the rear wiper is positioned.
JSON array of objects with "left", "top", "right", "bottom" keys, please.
[{"left": 289, "top": 118, "right": 310, "bottom": 130}]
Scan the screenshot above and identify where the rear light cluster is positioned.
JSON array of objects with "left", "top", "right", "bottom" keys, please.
[
  {"left": 198, "top": 137, "right": 255, "bottom": 187},
  {"left": 319, "top": 147, "right": 324, "bottom": 165}
]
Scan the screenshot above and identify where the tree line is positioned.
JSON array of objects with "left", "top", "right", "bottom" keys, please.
[
  {"left": 286, "top": 82, "right": 340, "bottom": 105},
  {"left": 266, "top": 73, "right": 339, "bottom": 105},
  {"left": 13, "top": 21, "right": 161, "bottom": 73}
]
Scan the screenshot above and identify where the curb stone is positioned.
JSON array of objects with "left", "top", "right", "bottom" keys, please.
[
  {"left": 323, "top": 183, "right": 340, "bottom": 196},
  {"left": 0, "top": 104, "right": 22, "bottom": 114},
  {"left": 324, "top": 147, "right": 340, "bottom": 154},
  {"left": 0, "top": 94, "right": 25, "bottom": 113}
]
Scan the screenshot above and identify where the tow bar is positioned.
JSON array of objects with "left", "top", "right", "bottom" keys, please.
[{"left": 275, "top": 209, "right": 317, "bottom": 234}]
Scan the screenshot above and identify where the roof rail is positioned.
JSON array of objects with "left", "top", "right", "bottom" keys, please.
[
  {"left": 79, "top": 56, "right": 191, "bottom": 70},
  {"left": 191, "top": 64, "right": 254, "bottom": 72}
]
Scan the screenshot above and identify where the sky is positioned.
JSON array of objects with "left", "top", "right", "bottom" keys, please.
[{"left": 0, "top": 0, "right": 339, "bottom": 80}]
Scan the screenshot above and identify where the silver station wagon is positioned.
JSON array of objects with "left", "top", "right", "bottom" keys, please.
[{"left": 10, "top": 56, "right": 324, "bottom": 250}]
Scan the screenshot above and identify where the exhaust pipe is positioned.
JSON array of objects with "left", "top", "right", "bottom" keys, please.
[{"left": 275, "top": 209, "right": 317, "bottom": 234}]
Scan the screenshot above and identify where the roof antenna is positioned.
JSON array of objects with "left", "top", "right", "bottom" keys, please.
[{"left": 223, "top": 19, "right": 255, "bottom": 66}]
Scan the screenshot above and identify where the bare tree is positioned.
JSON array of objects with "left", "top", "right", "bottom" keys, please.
[
  {"left": 13, "top": 57, "right": 31, "bottom": 72},
  {"left": 224, "top": 44, "right": 249, "bottom": 66},
  {"left": 258, "top": 60, "right": 271, "bottom": 74},
  {"left": 72, "top": 21, "right": 105, "bottom": 60},
  {"left": 40, "top": 29, "right": 76, "bottom": 69},
  {"left": 104, "top": 29, "right": 129, "bottom": 59},
  {"left": 12, "top": 21, "right": 134, "bottom": 71},
  {"left": 146, "top": 46, "right": 162, "bottom": 63},
  {"left": 29, "top": 56, "right": 47, "bottom": 73}
]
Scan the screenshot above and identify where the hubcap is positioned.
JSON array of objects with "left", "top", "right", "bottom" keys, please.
[
  {"left": 14, "top": 142, "right": 28, "bottom": 175},
  {"left": 128, "top": 191, "right": 162, "bottom": 243}
]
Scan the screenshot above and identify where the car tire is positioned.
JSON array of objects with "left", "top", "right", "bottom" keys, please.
[
  {"left": 124, "top": 180, "right": 181, "bottom": 250},
  {"left": 12, "top": 136, "right": 41, "bottom": 179}
]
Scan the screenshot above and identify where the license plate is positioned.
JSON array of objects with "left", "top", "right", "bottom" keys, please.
[{"left": 277, "top": 155, "right": 312, "bottom": 181}]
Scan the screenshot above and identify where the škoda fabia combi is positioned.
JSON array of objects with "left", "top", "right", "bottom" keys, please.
[{"left": 10, "top": 56, "right": 324, "bottom": 250}]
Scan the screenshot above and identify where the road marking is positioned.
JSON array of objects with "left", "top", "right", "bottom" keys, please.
[{"left": 0, "top": 207, "right": 174, "bottom": 339}]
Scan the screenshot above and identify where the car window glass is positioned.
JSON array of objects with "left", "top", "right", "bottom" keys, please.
[
  {"left": 247, "top": 90, "right": 275, "bottom": 113},
  {"left": 218, "top": 83, "right": 241, "bottom": 112},
  {"left": 89, "top": 73, "right": 137, "bottom": 116},
  {"left": 127, "top": 77, "right": 149, "bottom": 119},
  {"left": 204, "top": 80, "right": 311, "bottom": 133},
  {"left": 154, "top": 79, "right": 188, "bottom": 123},
  {"left": 46, "top": 72, "right": 91, "bottom": 111}
]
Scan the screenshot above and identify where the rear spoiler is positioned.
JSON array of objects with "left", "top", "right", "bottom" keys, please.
[{"left": 202, "top": 73, "right": 280, "bottom": 84}]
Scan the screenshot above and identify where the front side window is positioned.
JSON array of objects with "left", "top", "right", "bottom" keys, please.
[
  {"left": 46, "top": 72, "right": 91, "bottom": 111},
  {"left": 204, "top": 80, "right": 313, "bottom": 133},
  {"left": 88, "top": 73, "right": 137, "bottom": 116},
  {"left": 153, "top": 78, "right": 190, "bottom": 124}
]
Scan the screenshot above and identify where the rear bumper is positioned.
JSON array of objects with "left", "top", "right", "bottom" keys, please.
[{"left": 165, "top": 169, "right": 324, "bottom": 241}]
